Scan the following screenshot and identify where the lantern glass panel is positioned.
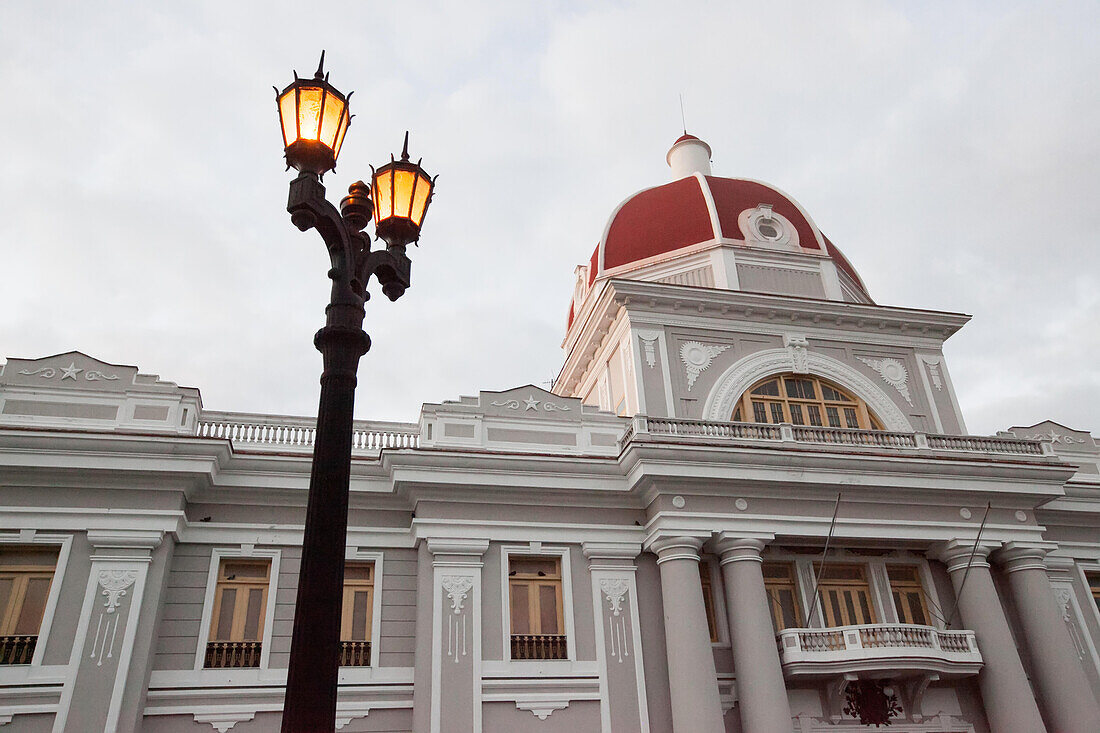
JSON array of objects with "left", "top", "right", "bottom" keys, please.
[
  {"left": 333, "top": 113, "right": 349, "bottom": 159},
  {"left": 297, "top": 87, "right": 324, "bottom": 141},
  {"left": 279, "top": 91, "right": 297, "bottom": 147},
  {"left": 392, "top": 169, "right": 418, "bottom": 218},
  {"left": 411, "top": 173, "right": 432, "bottom": 226},
  {"left": 320, "top": 93, "right": 344, "bottom": 149},
  {"left": 373, "top": 169, "right": 393, "bottom": 221}
]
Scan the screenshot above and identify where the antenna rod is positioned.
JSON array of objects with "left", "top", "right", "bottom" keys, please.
[
  {"left": 943, "top": 501, "right": 992, "bottom": 629},
  {"left": 679, "top": 93, "right": 687, "bottom": 133},
  {"left": 805, "top": 493, "right": 842, "bottom": 626}
]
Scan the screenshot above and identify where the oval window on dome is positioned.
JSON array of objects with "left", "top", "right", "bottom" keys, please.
[
  {"left": 731, "top": 374, "right": 882, "bottom": 430},
  {"left": 757, "top": 221, "right": 780, "bottom": 240}
]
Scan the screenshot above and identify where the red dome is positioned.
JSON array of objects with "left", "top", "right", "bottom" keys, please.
[{"left": 594, "top": 173, "right": 870, "bottom": 298}]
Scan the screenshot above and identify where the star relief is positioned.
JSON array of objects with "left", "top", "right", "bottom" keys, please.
[
  {"left": 60, "top": 362, "right": 83, "bottom": 380},
  {"left": 523, "top": 395, "right": 540, "bottom": 411}
]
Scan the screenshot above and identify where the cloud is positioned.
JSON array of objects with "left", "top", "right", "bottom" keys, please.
[{"left": 1, "top": 1, "right": 1097, "bottom": 435}]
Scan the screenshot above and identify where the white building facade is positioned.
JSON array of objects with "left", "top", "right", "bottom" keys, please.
[{"left": 2, "top": 135, "right": 1099, "bottom": 732}]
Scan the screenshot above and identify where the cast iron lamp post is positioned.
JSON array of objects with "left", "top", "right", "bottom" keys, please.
[{"left": 274, "top": 53, "right": 436, "bottom": 732}]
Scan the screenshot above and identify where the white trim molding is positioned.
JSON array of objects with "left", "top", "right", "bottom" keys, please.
[
  {"left": 702, "top": 347, "right": 913, "bottom": 430},
  {"left": 193, "top": 546, "right": 282, "bottom": 672}
]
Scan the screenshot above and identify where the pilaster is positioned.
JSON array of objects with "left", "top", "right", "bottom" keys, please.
[
  {"left": 427, "top": 538, "right": 489, "bottom": 733},
  {"left": 52, "top": 529, "right": 163, "bottom": 733},
  {"left": 583, "top": 541, "right": 649, "bottom": 733}
]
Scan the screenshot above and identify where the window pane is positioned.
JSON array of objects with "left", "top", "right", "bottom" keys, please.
[
  {"left": 511, "top": 558, "right": 559, "bottom": 577},
  {"left": 345, "top": 564, "right": 373, "bottom": 581},
  {"left": 844, "top": 407, "right": 859, "bottom": 428},
  {"left": 888, "top": 566, "right": 920, "bottom": 583},
  {"left": 778, "top": 589, "right": 799, "bottom": 629},
  {"left": 222, "top": 562, "right": 267, "bottom": 580},
  {"left": 243, "top": 588, "right": 264, "bottom": 640},
  {"left": 733, "top": 405, "right": 742, "bottom": 421},
  {"left": 789, "top": 404, "right": 805, "bottom": 425},
  {"left": 538, "top": 585, "right": 559, "bottom": 634},
  {"left": 762, "top": 563, "right": 792, "bottom": 580},
  {"left": 510, "top": 583, "right": 530, "bottom": 634},
  {"left": 215, "top": 589, "right": 236, "bottom": 640},
  {"left": 826, "top": 406, "right": 841, "bottom": 428},
  {"left": 857, "top": 591, "right": 873, "bottom": 623},
  {"left": 807, "top": 405, "right": 822, "bottom": 426},
  {"left": 769, "top": 402, "right": 785, "bottom": 424},
  {"left": 752, "top": 402, "right": 767, "bottom": 423},
  {"left": 906, "top": 592, "right": 926, "bottom": 625},
  {"left": 0, "top": 578, "right": 13, "bottom": 628},
  {"left": 0, "top": 550, "right": 56, "bottom": 568},
  {"left": 821, "top": 384, "right": 849, "bottom": 401},
  {"left": 13, "top": 577, "right": 51, "bottom": 635},
  {"left": 351, "top": 590, "right": 370, "bottom": 640},
  {"left": 752, "top": 380, "right": 780, "bottom": 396}
]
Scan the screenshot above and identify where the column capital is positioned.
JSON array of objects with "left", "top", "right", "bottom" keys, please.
[
  {"left": 582, "top": 541, "right": 642, "bottom": 560},
  {"left": 930, "top": 538, "right": 998, "bottom": 572},
  {"left": 714, "top": 536, "right": 768, "bottom": 565},
  {"left": 426, "top": 538, "right": 489, "bottom": 568},
  {"left": 995, "top": 541, "right": 1059, "bottom": 574},
  {"left": 649, "top": 535, "right": 704, "bottom": 565}
]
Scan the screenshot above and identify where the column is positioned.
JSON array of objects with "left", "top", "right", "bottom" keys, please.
[
  {"left": 650, "top": 535, "right": 725, "bottom": 733},
  {"left": 426, "top": 538, "right": 489, "bottom": 733},
  {"left": 934, "top": 540, "right": 1047, "bottom": 733},
  {"left": 584, "top": 542, "right": 650, "bottom": 733},
  {"left": 715, "top": 536, "right": 792, "bottom": 733},
  {"left": 997, "top": 542, "right": 1100, "bottom": 733}
]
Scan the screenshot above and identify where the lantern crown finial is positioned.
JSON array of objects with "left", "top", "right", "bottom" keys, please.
[
  {"left": 401, "top": 130, "right": 410, "bottom": 161},
  {"left": 314, "top": 50, "right": 326, "bottom": 80}
]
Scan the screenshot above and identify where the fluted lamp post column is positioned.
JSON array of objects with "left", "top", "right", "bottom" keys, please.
[{"left": 274, "top": 53, "right": 437, "bottom": 733}]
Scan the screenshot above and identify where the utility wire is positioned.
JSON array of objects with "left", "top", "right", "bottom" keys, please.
[
  {"left": 805, "top": 492, "right": 842, "bottom": 627},
  {"left": 943, "top": 502, "right": 992, "bottom": 629}
]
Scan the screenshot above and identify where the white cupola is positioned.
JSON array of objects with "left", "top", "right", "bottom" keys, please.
[{"left": 665, "top": 133, "right": 712, "bottom": 179}]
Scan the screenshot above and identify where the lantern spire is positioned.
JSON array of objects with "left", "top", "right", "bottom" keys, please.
[
  {"left": 314, "top": 50, "right": 326, "bottom": 80},
  {"left": 401, "top": 131, "right": 410, "bottom": 161}
]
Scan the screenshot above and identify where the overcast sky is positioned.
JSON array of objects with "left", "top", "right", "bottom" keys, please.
[{"left": 2, "top": 2, "right": 1097, "bottom": 436}]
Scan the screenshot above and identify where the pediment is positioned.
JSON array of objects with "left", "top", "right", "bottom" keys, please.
[
  {"left": 0, "top": 351, "right": 187, "bottom": 395},
  {"left": 1006, "top": 420, "right": 1096, "bottom": 450},
  {"left": 479, "top": 385, "right": 584, "bottom": 420}
]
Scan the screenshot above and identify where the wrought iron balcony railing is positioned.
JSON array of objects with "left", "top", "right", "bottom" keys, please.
[
  {"left": 204, "top": 640, "right": 262, "bottom": 668},
  {"left": 0, "top": 635, "right": 36, "bottom": 665},
  {"left": 340, "top": 640, "right": 371, "bottom": 666},
  {"left": 510, "top": 634, "right": 568, "bottom": 660}
]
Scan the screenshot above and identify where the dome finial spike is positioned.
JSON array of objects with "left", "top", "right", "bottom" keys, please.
[
  {"left": 401, "top": 130, "right": 410, "bottom": 161},
  {"left": 314, "top": 50, "right": 326, "bottom": 80}
]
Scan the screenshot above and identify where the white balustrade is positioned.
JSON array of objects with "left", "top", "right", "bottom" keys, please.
[{"left": 196, "top": 411, "right": 419, "bottom": 452}]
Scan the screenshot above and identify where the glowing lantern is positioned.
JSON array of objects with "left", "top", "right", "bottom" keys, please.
[
  {"left": 371, "top": 132, "right": 436, "bottom": 248},
  {"left": 275, "top": 51, "right": 351, "bottom": 175}
]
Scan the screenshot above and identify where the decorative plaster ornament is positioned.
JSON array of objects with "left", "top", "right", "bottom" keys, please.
[
  {"left": 442, "top": 576, "right": 473, "bottom": 663},
  {"left": 60, "top": 362, "right": 83, "bottom": 380},
  {"left": 1015, "top": 510, "right": 1028, "bottom": 522},
  {"left": 671, "top": 495, "right": 686, "bottom": 508},
  {"left": 680, "top": 341, "right": 730, "bottom": 390},
  {"left": 490, "top": 395, "right": 572, "bottom": 413},
  {"left": 18, "top": 367, "right": 55, "bottom": 378},
  {"left": 1053, "top": 586, "right": 1088, "bottom": 659},
  {"left": 85, "top": 371, "right": 119, "bottom": 381},
  {"left": 857, "top": 356, "right": 913, "bottom": 406},
  {"left": 735, "top": 498, "right": 749, "bottom": 511},
  {"left": 919, "top": 355, "right": 944, "bottom": 391},
  {"left": 599, "top": 578, "right": 631, "bottom": 663},
  {"left": 638, "top": 335, "right": 658, "bottom": 368},
  {"left": 1022, "top": 428, "right": 1085, "bottom": 445},
  {"left": 783, "top": 334, "right": 810, "bottom": 374},
  {"left": 959, "top": 508, "right": 972, "bottom": 520},
  {"left": 90, "top": 569, "right": 138, "bottom": 667}
]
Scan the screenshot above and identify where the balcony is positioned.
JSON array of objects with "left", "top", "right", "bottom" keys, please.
[
  {"left": 624, "top": 416, "right": 1050, "bottom": 459},
  {"left": 0, "top": 635, "right": 36, "bottom": 665},
  {"left": 204, "top": 641, "right": 261, "bottom": 668},
  {"left": 777, "top": 623, "right": 983, "bottom": 680},
  {"left": 510, "top": 634, "right": 568, "bottom": 660},
  {"left": 196, "top": 411, "right": 419, "bottom": 454}
]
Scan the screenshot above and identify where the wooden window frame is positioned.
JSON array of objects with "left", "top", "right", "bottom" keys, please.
[
  {"left": 340, "top": 561, "right": 375, "bottom": 667},
  {"left": 887, "top": 564, "right": 932, "bottom": 626},
  {"left": 501, "top": 546, "right": 575, "bottom": 663},
  {"left": 208, "top": 560, "right": 270, "bottom": 643},
  {"left": 762, "top": 562, "right": 804, "bottom": 633},
  {"left": 814, "top": 563, "right": 878, "bottom": 627},
  {"left": 0, "top": 536, "right": 71, "bottom": 668},
  {"left": 195, "top": 548, "right": 280, "bottom": 671},
  {"left": 733, "top": 373, "right": 882, "bottom": 430}
]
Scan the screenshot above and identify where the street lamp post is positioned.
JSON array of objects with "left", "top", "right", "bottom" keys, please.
[{"left": 274, "top": 53, "right": 436, "bottom": 732}]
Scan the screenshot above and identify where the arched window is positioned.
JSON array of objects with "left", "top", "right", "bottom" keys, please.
[{"left": 732, "top": 374, "right": 882, "bottom": 430}]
